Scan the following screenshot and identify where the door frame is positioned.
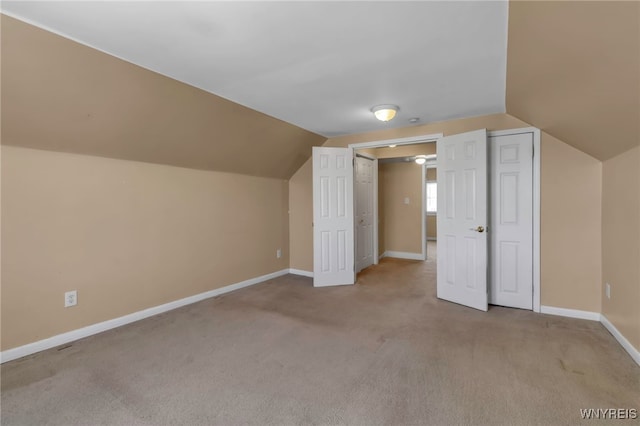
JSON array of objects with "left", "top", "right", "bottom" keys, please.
[
  {"left": 355, "top": 152, "right": 379, "bottom": 268},
  {"left": 487, "top": 127, "right": 541, "bottom": 312},
  {"left": 350, "top": 133, "right": 443, "bottom": 263},
  {"left": 425, "top": 163, "right": 438, "bottom": 245},
  {"left": 348, "top": 128, "right": 541, "bottom": 313}
]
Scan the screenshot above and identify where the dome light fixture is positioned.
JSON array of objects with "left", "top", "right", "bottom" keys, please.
[
  {"left": 371, "top": 104, "right": 399, "bottom": 122},
  {"left": 415, "top": 155, "right": 427, "bottom": 165}
]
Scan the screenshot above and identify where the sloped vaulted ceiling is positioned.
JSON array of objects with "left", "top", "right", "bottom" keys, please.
[
  {"left": 1, "top": 1, "right": 508, "bottom": 138},
  {"left": 5, "top": 1, "right": 636, "bottom": 170},
  {"left": 506, "top": 1, "right": 640, "bottom": 161},
  {"left": 1, "top": 15, "right": 326, "bottom": 179}
]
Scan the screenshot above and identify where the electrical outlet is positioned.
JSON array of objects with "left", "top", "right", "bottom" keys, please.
[
  {"left": 276, "top": 248, "right": 282, "bottom": 259},
  {"left": 65, "top": 290, "right": 77, "bottom": 308},
  {"left": 606, "top": 283, "right": 611, "bottom": 299}
]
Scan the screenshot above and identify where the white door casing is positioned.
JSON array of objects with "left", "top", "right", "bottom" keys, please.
[
  {"left": 437, "top": 129, "right": 489, "bottom": 311},
  {"left": 312, "top": 147, "right": 355, "bottom": 287},
  {"left": 344, "top": 128, "right": 540, "bottom": 312},
  {"left": 355, "top": 155, "right": 375, "bottom": 273},
  {"left": 489, "top": 133, "right": 533, "bottom": 309}
]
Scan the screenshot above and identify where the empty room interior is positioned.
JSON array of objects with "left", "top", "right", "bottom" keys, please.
[{"left": 1, "top": 1, "right": 639, "bottom": 425}]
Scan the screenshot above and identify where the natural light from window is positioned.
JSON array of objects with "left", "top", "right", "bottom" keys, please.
[{"left": 426, "top": 181, "right": 437, "bottom": 214}]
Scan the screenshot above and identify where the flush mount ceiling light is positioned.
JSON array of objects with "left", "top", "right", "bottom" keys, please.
[
  {"left": 388, "top": 144, "right": 397, "bottom": 148},
  {"left": 371, "top": 104, "right": 399, "bottom": 122},
  {"left": 415, "top": 155, "right": 427, "bottom": 165}
]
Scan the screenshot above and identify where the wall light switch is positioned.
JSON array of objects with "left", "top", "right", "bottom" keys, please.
[
  {"left": 65, "top": 290, "right": 77, "bottom": 308},
  {"left": 404, "top": 197, "right": 410, "bottom": 205}
]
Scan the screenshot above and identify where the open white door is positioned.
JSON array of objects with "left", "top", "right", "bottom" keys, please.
[
  {"left": 312, "top": 147, "right": 355, "bottom": 287},
  {"left": 436, "top": 129, "right": 488, "bottom": 311},
  {"left": 355, "top": 155, "right": 376, "bottom": 273}
]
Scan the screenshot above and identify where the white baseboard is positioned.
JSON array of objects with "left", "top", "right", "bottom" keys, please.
[
  {"left": 540, "top": 305, "right": 600, "bottom": 321},
  {"left": 0, "top": 269, "right": 290, "bottom": 364},
  {"left": 289, "top": 268, "right": 313, "bottom": 278},
  {"left": 600, "top": 314, "right": 640, "bottom": 367},
  {"left": 540, "top": 306, "right": 639, "bottom": 366},
  {"left": 384, "top": 251, "right": 425, "bottom": 261},
  {"left": 379, "top": 252, "right": 387, "bottom": 260}
]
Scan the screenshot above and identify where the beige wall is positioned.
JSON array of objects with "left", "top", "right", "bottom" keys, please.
[
  {"left": 539, "top": 132, "right": 602, "bottom": 312},
  {"left": 506, "top": 1, "right": 640, "bottom": 161},
  {"left": 289, "top": 113, "right": 603, "bottom": 314},
  {"left": 379, "top": 162, "right": 423, "bottom": 254},
  {"left": 601, "top": 146, "right": 640, "bottom": 351},
  {"left": 290, "top": 113, "right": 525, "bottom": 272},
  {"left": 426, "top": 216, "right": 437, "bottom": 240},
  {"left": 2, "top": 15, "right": 325, "bottom": 180},
  {"left": 1, "top": 146, "right": 290, "bottom": 351},
  {"left": 288, "top": 159, "right": 313, "bottom": 272}
]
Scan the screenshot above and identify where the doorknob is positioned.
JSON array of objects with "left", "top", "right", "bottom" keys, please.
[{"left": 470, "top": 226, "right": 485, "bottom": 233}]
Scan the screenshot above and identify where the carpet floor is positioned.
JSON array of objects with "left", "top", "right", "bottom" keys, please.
[{"left": 2, "top": 243, "right": 639, "bottom": 425}]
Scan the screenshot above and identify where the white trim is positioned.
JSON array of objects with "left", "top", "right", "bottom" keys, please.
[
  {"left": 539, "top": 307, "right": 640, "bottom": 366},
  {"left": 600, "top": 315, "right": 640, "bottom": 366},
  {"left": 532, "top": 129, "right": 541, "bottom": 313},
  {"left": 0, "top": 269, "right": 289, "bottom": 364},
  {"left": 487, "top": 128, "right": 541, "bottom": 313},
  {"left": 487, "top": 127, "right": 539, "bottom": 138},
  {"left": 540, "top": 305, "right": 601, "bottom": 321},
  {"left": 349, "top": 134, "right": 441, "bottom": 275},
  {"left": 355, "top": 152, "right": 377, "bottom": 161},
  {"left": 372, "top": 157, "right": 379, "bottom": 265},
  {"left": 384, "top": 251, "right": 424, "bottom": 261},
  {"left": 347, "top": 128, "right": 540, "bottom": 312},
  {"left": 354, "top": 154, "right": 378, "bottom": 272},
  {"left": 348, "top": 133, "right": 443, "bottom": 149},
  {"left": 289, "top": 268, "right": 313, "bottom": 278},
  {"left": 421, "top": 164, "right": 427, "bottom": 261}
]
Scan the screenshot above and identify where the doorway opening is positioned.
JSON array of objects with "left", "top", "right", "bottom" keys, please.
[
  {"left": 356, "top": 142, "right": 437, "bottom": 270},
  {"left": 312, "top": 128, "right": 540, "bottom": 313},
  {"left": 349, "top": 128, "right": 540, "bottom": 312}
]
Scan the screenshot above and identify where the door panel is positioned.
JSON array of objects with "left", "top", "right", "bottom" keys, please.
[
  {"left": 355, "top": 156, "right": 375, "bottom": 272},
  {"left": 313, "top": 147, "right": 355, "bottom": 287},
  {"left": 489, "top": 133, "right": 533, "bottom": 309},
  {"left": 437, "top": 129, "right": 488, "bottom": 311}
]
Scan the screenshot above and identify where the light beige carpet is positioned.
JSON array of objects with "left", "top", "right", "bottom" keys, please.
[{"left": 2, "top": 243, "right": 639, "bottom": 425}]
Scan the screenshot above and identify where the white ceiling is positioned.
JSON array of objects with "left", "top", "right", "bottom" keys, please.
[{"left": 3, "top": 1, "right": 509, "bottom": 137}]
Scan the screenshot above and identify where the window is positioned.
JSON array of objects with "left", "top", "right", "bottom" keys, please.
[{"left": 426, "top": 182, "right": 437, "bottom": 214}]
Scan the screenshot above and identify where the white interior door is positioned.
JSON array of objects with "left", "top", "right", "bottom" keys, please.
[
  {"left": 312, "top": 147, "right": 355, "bottom": 287},
  {"left": 489, "top": 133, "right": 533, "bottom": 309},
  {"left": 437, "top": 129, "right": 488, "bottom": 311},
  {"left": 355, "top": 155, "right": 375, "bottom": 273}
]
